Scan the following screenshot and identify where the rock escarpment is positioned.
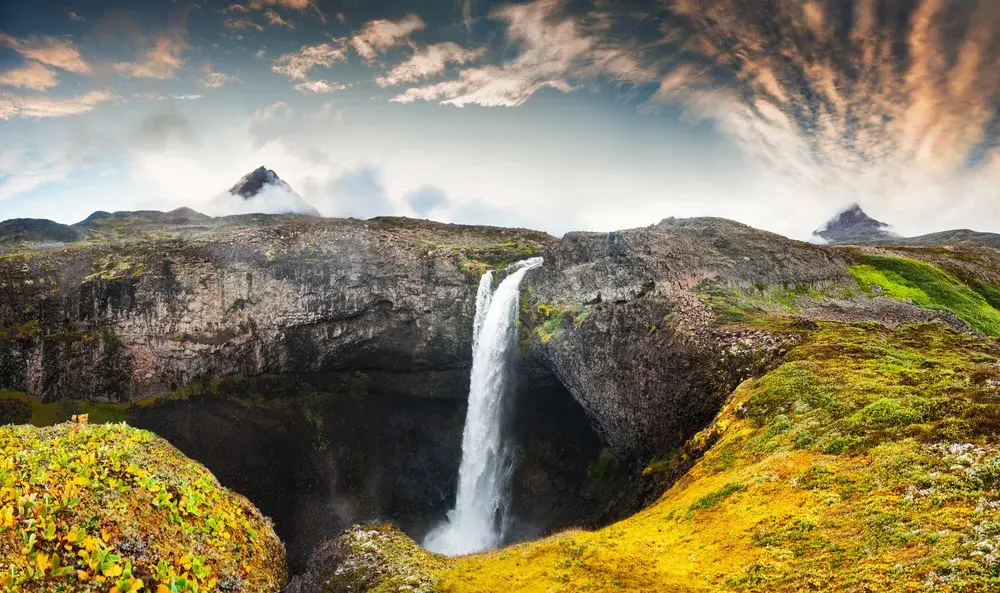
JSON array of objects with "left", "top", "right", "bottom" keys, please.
[
  {"left": 0, "top": 215, "right": 551, "bottom": 402},
  {"left": 518, "top": 217, "right": 980, "bottom": 459}
]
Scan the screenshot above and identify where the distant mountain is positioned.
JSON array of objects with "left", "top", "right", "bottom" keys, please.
[
  {"left": 814, "top": 204, "right": 1000, "bottom": 246},
  {"left": 0, "top": 218, "right": 80, "bottom": 247},
  {"left": 210, "top": 166, "right": 320, "bottom": 217},
  {"left": 813, "top": 204, "right": 898, "bottom": 244}
]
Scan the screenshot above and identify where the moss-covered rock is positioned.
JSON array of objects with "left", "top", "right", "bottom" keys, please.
[
  {"left": 0, "top": 421, "right": 286, "bottom": 592},
  {"left": 284, "top": 524, "right": 443, "bottom": 593}
]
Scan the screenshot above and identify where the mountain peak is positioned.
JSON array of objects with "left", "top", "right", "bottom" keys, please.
[
  {"left": 214, "top": 167, "right": 321, "bottom": 217},
  {"left": 814, "top": 203, "right": 895, "bottom": 244},
  {"left": 230, "top": 166, "right": 284, "bottom": 199}
]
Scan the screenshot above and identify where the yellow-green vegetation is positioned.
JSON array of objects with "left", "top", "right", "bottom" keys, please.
[
  {"left": 0, "top": 422, "right": 286, "bottom": 593},
  {"left": 519, "top": 295, "right": 587, "bottom": 346},
  {"left": 327, "top": 524, "right": 444, "bottom": 593},
  {"left": 83, "top": 253, "right": 146, "bottom": 282},
  {"left": 699, "top": 282, "right": 855, "bottom": 326},
  {"left": 423, "top": 321, "right": 1000, "bottom": 591},
  {"left": 851, "top": 253, "right": 1000, "bottom": 336},
  {"left": 0, "top": 391, "right": 129, "bottom": 427}
]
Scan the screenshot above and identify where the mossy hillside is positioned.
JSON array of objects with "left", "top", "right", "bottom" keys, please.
[
  {"left": 425, "top": 322, "right": 1000, "bottom": 592},
  {"left": 0, "top": 422, "right": 286, "bottom": 593},
  {"left": 850, "top": 253, "right": 1000, "bottom": 336}
]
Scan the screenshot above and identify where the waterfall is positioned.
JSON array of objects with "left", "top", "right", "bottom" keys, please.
[{"left": 424, "top": 257, "right": 543, "bottom": 556}]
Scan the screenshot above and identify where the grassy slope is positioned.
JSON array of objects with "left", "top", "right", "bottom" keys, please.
[
  {"left": 431, "top": 322, "right": 1000, "bottom": 592},
  {"left": 850, "top": 253, "right": 1000, "bottom": 336},
  {"left": 0, "top": 423, "right": 286, "bottom": 593}
]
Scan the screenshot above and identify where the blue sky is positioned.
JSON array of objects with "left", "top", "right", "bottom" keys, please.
[{"left": 2, "top": 0, "right": 1000, "bottom": 238}]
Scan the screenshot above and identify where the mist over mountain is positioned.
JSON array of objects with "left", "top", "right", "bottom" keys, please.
[{"left": 204, "top": 166, "right": 321, "bottom": 217}]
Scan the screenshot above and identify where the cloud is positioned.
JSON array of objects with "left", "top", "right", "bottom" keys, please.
[
  {"left": 249, "top": 101, "right": 294, "bottom": 148},
  {"left": 0, "top": 34, "right": 90, "bottom": 74},
  {"left": 264, "top": 10, "right": 294, "bottom": 29},
  {"left": 201, "top": 63, "right": 237, "bottom": 88},
  {"left": 0, "top": 89, "right": 117, "bottom": 120},
  {"left": 294, "top": 79, "right": 348, "bottom": 94},
  {"left": 0, "top": 146, "right": 76, "bottom": 200},
  {"left": 271, "top": 41, "right": 347, "bottom": 80},
  {"left": 375, "top": 42, "right": 485, "bottom": 87},
  {"left": 351, "top": 14, "right": 425, "bottom": 61},
  {"left": 113, "top": 34, "right": 187, "bottom": 79},
  {"left": 311, "top": 164, "right": 395, "bottom": 218},
  {"left": 227, "top": 0, "right": 324, "bottom": 24},
  {"left": 132, "top": 109, "right": 198, "bottom": 151},
  {"left": 67, "top": 12, "right": 86, "bottom": 23},
  {"left": 134, "top": 92, "right": 204, "bottom": 101},
  {"left": 643, "top": 0, "right": 1000, "bottom": 222},
  {"left": 392, "top": 0, "right": 655, "bottom": 107},
  {"left": 224, "top": 18, "right": 264, "bottom": 32},
  {"left": 0, "top": 61, "right": 59, "bottom": 91},
  {"left": 406, "top": 185, "right": 448, "bottom": 217}
]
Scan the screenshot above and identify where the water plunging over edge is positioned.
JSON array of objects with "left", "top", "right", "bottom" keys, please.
[{"left": 423, "top": 257, "right": 543, "bottom": 556}]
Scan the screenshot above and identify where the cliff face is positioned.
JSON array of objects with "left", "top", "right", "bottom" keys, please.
[
  {"left": 0, "top": 215, "right": 552, "bottom": 402},
  {"left": 517, "top": 217, "right": 977, "bottom": 459}
]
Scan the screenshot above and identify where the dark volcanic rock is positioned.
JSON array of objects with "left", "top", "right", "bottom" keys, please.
[
  {"left": 521, "top": 217, "right": 857, "bottom": 459},
  {"left": 0, "top": 215, "right": 553, "bottom": 401}
]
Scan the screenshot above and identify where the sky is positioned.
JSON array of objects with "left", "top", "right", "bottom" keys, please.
[{"left": 1, "top": 0, "right": 1000, "bottom": 239}]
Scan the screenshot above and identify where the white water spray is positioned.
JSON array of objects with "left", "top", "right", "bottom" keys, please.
[{"left": 424, "top": 257, "right": 543, "bottom": 556}]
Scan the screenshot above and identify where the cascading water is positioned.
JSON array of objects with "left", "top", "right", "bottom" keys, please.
[{"left": 423, "top": 257, "right": 543, "bottom": 556}]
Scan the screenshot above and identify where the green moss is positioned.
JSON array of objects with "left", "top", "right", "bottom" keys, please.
[
  {"left": 0, "top": 320, "right": 40, "bottom": 340},
  {"left": 698, "top": 282, "right": 855, "bottom": 326},
  {"left": 0, "top": 422, "right": 286, "bottom": 592},
  {"left": 0, "top": 391, "right": 130, "bottom": 427},
  {"left": 850, "top": 253, "right": 1000, "bottom": 336},
  {"left": 689, "top": 482, "right": 746, "bottom": 511}
]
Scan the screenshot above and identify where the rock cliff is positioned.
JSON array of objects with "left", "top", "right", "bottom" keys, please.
[{"left": 0, "top": 215, "right": 551, "bottom": 402}]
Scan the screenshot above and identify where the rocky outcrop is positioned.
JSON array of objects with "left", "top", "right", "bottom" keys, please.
[
  {"left": 520, "top": 217, "right": 885, "bottom": 459},
  {"left": 0, "top": 215, "right": 551, "bottom": 402}
]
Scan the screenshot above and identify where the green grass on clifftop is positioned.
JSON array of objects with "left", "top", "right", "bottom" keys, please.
[
  {"left": 0, "top": 422, "right": 286, "bottom": 593},
  {"left": 850, "top": 253, "right": 1000, "bottom": 336}
]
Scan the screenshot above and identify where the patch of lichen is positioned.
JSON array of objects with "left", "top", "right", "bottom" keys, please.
[
  {"left": 0, "top": 421, "right": 286, "bottom": 593},
  {"left": 328, "top": 524, "right": 444, "bottom": 593},
  {"left": 850, "top": 253, "right": 1000, "bottom": 336},
  {"left": 83, "top": 252, "right": 146, "bottom": 282},
  {"left": 518, "top": 288, "right": 588, "bottom": 348},
  {"left": 433, "top": 321, "right": 1000, "bottom": 592}
]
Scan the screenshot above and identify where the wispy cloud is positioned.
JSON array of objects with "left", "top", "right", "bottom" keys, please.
[
  {"left": 134, "top": 92, "right": 204, "bottom": 101},
  {"left": 224, "top": 18, "right": 264, "bottom": 32},
  {"left": 67, "top": 11, "right": 86, "bottom": 23},
  {"left": 294, "top": 79, "right": 348, "bottom": 94},
  {"left": 648, "top": 0, "right": 1000, "bottom": 205},
  {"left": 0, "top": 89, "right": 117, "bottom": 120},
  {"left": 0, "top": 61, "right": 59, "bottom": 91},
  {"left": 264, "top": 10, "right": 295, "bottom": 29},
  {"left": 392, "top": 0, "right": 654, "bottom": 107},
  {"left": 200, "top": 63, "right": 237, "bottom": 88},
  {"left": 375, "top": 42, "right": 484, "bottom": 87},
  {"left": 0, "top": 33, "right": 90, "bottom": 74},
  {"left": 113, "top": 34, "right": 187, "bottom": 79},
  {"left": 271, "top": 41, "right": 347, "bottom": 80},
  {"left": 351, "top": 14, "right": 425, "bottom": 61}
]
